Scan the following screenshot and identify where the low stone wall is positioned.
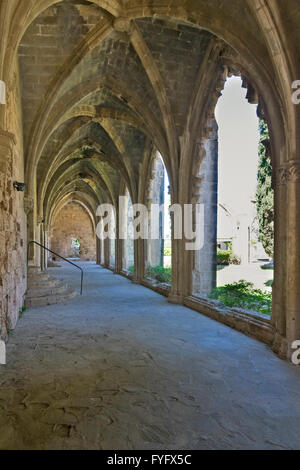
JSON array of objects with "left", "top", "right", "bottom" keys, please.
[{"left": 184, "top": 295, "right": 274, "bottom": 346}]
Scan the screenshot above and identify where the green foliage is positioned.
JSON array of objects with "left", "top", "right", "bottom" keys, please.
[
  {"left": 19, "top": 306, "right": 27, "bottom": 318},
  {"left": 164, "top": 248, "right": 172, "bottom": 256},
  {"left": 217, "top": 249, "right": 241, "bottom": 266},
  {"left": 128, "top": 265, "right": 135, "bottom": 273},
  {"left": 209, "top": 280, "right": 272, "bottom": 315},
  {"left": 145, "top": 265, "right": 172, "bottom": 283},
  {"left": 256, "top": 119, "right": 274, "bottom": 258},
  {"left": 217, "top": 250, "right": 231, "bottom": 265}
]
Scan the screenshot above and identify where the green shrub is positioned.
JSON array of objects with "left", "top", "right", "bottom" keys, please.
[
  {"left": 19, "top": 306, "right": 27, "bottom": 318},
  {"left": 145, "top": 265, "right": 172, "bottom": 283},
  {"left": 209, "top": 280, "right": 272, "bottom": 315},
  {"left": 128, "top": 265, "right": 135, "bottom": 273},
  {"left": 217, "top": 250, "right": 231, "bottom": 265},
  {"left": 256, "top": 119, "right": 274, "bottom": 258},
  {"left": 217, "top": 249, "right": 241, "bottom": 266}
]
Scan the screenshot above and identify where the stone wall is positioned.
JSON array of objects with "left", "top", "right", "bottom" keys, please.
[
  {"left": 0, "top": 57, "right": 27, "bottom": 340},
  {"left": 50, "top": 201, "right": 96, "bottom": 261}
]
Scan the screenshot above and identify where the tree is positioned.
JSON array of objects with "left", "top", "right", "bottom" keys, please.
[{"left": 256, "top": 119, "right": 274, "bottom": 258}]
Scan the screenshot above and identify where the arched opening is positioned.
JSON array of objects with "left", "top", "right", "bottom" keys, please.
[
  {"left": 50, "top": 201, "right": 96, "bottom": 262},
  {"left": 214, "top": 76, "right": 273, "bottom": 316},
  {"left": 144, "top": 152, "right": 172, "bottom": 285},
  {"left": 192, "top": 75, "right": 274, "bottom": 316},
  {"left": 121, "top": 189, "right": 135, "bottom": 273}
]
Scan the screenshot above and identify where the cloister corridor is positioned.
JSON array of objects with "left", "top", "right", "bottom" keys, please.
[{"left": 1, "top": 262, "right": 300, "bottom": 450}]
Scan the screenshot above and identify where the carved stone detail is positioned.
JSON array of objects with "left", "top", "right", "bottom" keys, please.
[{"left": 278, "top": 162, "right": 300, "bottom": 185}]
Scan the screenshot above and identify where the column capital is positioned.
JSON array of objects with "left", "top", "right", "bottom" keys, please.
[{"left": 277, "top": 161, "right": 300, "bottom": 185}]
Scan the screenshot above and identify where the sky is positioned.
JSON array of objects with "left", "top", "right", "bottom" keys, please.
[
  {"left": 163, "top": 75, "right": 260, "bottom": 239},
  {"left": 215, "top": 76, "right": 260, "bottom": 216}
]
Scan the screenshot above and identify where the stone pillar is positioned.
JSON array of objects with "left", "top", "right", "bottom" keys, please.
[
  {"left": 271, "top": 168, "right": 288, "bottom": 357},
  {"left": 133, "top": 238, "right": 145, "bottom": 283},
  {"left": 281, "top": 162, "right": 300, "bottom": 358},
  {"left": 168, "top": 211, "right": 183, "bottom": 304},
  {"left": 24, "top": 195, "right": 34, "bottom": 262},
  {"left": 104, "top": 237, "right": 110, "bottom": 268},
  {"left": 193, "top": 120, "right": 218, "bottom": 296},
  {"left": 39, "top": 222, "right": 45, "bottom": 271},
  {"left": 114, "top": 205, "right": 123, "bottom": 274},
  {"left": 96, "top": 236, "right": 101, "bottom": 265},
  {"left": 44, "top": 228, "right": 49, "bottom": 270}
]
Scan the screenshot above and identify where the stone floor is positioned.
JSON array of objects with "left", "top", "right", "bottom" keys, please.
[{"left": 1, "top": 262, "right": 300, "bottom": 450}]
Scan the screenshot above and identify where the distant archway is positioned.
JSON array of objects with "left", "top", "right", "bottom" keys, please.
[{"left": 50, "top": 201, "right": 96, "bottom": 261}]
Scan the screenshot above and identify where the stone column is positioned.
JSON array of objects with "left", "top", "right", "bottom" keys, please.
[
  {"left": 281, "top": 162, "right": 300, "bottom": 358},
  {"left": 271, "top": 168, "right": 288, "bottom": 357},
  {"left": 168, "top": 211, "right": 183, "bottom": 304},
  {"left": 44, "top": 227, "right": 49, "bottom": 270},
  {"left": 24, "top": 195, "right": 34, "bottom": 262},
  {"left": 114, "top": 205, "right": 123, "bottom": 274},
  {"left": 104, "top": 237, "right": 110, "bottom": 268},
  {"left": 133, "top": 238, "right": 145, "bottom": 283},
  {"left": 192, "top": 120, "right": 218, "bottom": 296},
  {"left": 96, "top": 236, "right": 101, "bottom": 265}
]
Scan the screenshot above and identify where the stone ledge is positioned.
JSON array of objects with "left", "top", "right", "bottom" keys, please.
[
  {"left": 120, "top": 269, "right": 134, "bottom": 281},
  {"left": 184, "top": 295, "right": 275, "bottom": 346},
  {"left": 141, "top": 278, "right": 171, "bottom": 297}
]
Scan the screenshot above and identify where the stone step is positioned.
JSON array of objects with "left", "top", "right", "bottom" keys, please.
[
  {"left": 27, "top": 278, "right": 61, "bottom": 289},
  {"left": 28, "top": 266, "right": 42, "bottom": 274},
  {"left": 25, "top": 288, "right": 76, "bottom": 308},
  {"left": 26, "top": 284, "right": 68, "bottom": 298},
  {"left": 28, "top": 273, "right": 51, "bottom": 282},
  {"left": 25, "top": 270, "right": 76, "bottom": 308}
]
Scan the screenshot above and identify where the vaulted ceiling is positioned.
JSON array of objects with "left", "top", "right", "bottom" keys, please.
[{"left": 12, "top": 0, "right": 299, "bottom": 225}]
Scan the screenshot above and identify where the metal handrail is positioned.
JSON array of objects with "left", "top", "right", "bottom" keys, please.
[{"left": 27, "top": 241, "right": 83, "bottom": 295}]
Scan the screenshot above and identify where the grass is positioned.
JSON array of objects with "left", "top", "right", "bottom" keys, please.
[
  {"left": 145, "top": 265, "right": 172, "bottom": 284},
  {"left": 19, "top": 306, "right": 27, "bottom": 318},
  {"left": 209, "top": 280, "right": 272, "bottom": 315}
]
